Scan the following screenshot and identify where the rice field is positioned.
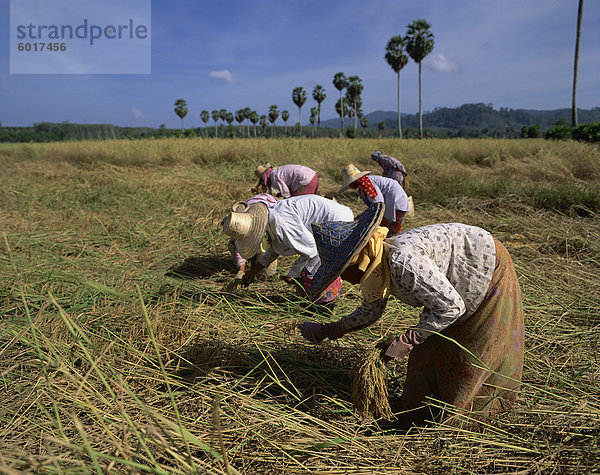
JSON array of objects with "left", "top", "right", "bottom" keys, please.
[{"left": 1, "top": 137, "right": 599, "bottom": 473}]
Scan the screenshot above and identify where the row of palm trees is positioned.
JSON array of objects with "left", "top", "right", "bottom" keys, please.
[
  {"left": 173, "top": 18, "right": 434, "bottom": 138},
  {"left": 173, "top": 77, "right": 360, "bottom": 137}
]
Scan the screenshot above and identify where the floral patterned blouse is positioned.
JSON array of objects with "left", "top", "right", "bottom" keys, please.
[{"left": 337, "top": 223, "right": 497, "bottom": 340}]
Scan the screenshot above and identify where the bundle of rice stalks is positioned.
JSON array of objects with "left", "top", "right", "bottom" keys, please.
[{"left": 351, "top": 346, "right": 394, "bottom": 420}]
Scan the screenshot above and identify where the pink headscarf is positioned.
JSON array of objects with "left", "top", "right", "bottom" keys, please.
[{"left": 261, "top": 166, "right": 274, "bottom": 187}]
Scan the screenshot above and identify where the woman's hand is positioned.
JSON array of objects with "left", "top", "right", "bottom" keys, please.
[
  {"left": 241, "top": 262, "right": 265, "bottom": 287},
  {"left": 375, "top": 334, "right": 414, "bottom": 364},
  {"left": 299, "top": 322, "right": 344, "bottom": 344}
]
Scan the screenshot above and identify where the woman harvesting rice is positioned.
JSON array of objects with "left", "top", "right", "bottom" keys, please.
[
  {"left": 254, "top": 163, "right": 319, "bottom": 198},
  {"left": 370, "top": 150, "right": 409, "bottom": 189},
  {"left": 299, "top": 203, "right": 524, "bottom": 425},
  {"left": 226, "top": 193, "right": 278, "bottom": 280},
  {"left": 339, "top": 164, "right": 410, "bottom": 235},
  {"left": 222, "top": 195, "right": 354, "bottom": 306}
]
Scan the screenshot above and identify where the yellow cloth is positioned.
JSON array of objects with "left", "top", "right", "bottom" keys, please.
[{"left": 348, "top": 226, "right": 390, "bottom": 302}]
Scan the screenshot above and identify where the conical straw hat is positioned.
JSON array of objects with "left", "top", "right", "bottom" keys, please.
[
  {"left": 339, "top": 164, "right": 371, "bottom": 192},
  {"left": 222, "top": 202, "right": 270, "bottom": 259},
  {"left": 307, "top": 202, "right": 385, "bottom": 299}
]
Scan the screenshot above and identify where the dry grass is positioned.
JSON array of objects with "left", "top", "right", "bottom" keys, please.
[{"left": 1, "top": 138, "right": 599, "bottom": 473}]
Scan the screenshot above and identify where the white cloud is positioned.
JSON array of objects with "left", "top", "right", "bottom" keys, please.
[
  {"left": 209, "top": 69, "right": 236, "bottom": 83},
  {"left": 425, "top": 53, "right": 461, "bottom": 73},
  {"left": 131, "top": 108, "right": 145, "bottom": 119}
]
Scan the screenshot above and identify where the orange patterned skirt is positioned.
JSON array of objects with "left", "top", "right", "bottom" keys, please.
[{"left": 396, "top": 237, "right": 525, "bottom": 426}]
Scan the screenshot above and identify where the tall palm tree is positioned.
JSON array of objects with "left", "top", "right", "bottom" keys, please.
[
  {"left": 174, "top": 99, "right": 188, "bottom": 131},
  {"left": 405, "top": 19, "right": 435, "bottom": 139},
  {"left": 572, "top": 0, "right": 584, "bottom": 127},
  {"left": 259, "top": 115, "right": 268, "bottom": 137},
  {"left": 225, "top": 112, "right": 234, "bottom": 137},
  {"left": 219, "top": 109, "right": 228, "bottom": 138},
  {"left": 281, "top": 110, "right": 290, "bottom": 136},
  {"left": 249, "top": 111, "right": 259, "bottom": 137},
  {"left": 243, "top": 107, "right": 252, "bottom": 137},
  {"left": 200, "top": 110, "right": 210, "bottom": 137},
  {"left": 360, "top": 117, "right": 369, "bottom": 136},
  {"left": 211, "top": 110, "right": 219, "bottom": 137},
  {"left": 235, "top": 109, "right": 245, "bottom": 137},
  {"left": 346, "top": 76, "right": 363, "bottom": 130},
  {"left": 312, "top": 85, "right": 326, "bottom": 130},
  {"left": 385, "top": 35, "right": 409, "bottom": 138},
  {"left": 332, "top": 72, "right": 349, "bottom": 136},
  {"left": 309, "top": 107, "right": 317, "bottom": 137},
  {"left": 268, "top": 105, "right": 280, "bottom": 137},
  {"left": 335, "top": 97, "right": 349, "bottom": 131},
  {"left": 292, "top": 87, "right": 307, "bottom": 136}
]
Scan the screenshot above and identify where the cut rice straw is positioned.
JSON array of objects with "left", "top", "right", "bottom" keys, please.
[{"left": 351, "top": 346, "right": 394, "bottom": 420}]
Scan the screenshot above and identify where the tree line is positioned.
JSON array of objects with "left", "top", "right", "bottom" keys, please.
[{"left": 2, "top": 111, "right": 598, "bottom": 142}]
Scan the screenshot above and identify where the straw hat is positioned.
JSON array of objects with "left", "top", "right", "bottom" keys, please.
[
  {"left": 231, "top": 201, "right": 249, "bottom": 213},
  {"left": 307, "top": 202, "right": 385, "bottom": 299},
  {"left": 222, "top": 202, "right": 270, "bottom": 259},
  {"left": 339, "top": 164, "right": 371, "bottom": 192},
  {"left": 254, "top": 163, "right": 273, "bottom": 179}
]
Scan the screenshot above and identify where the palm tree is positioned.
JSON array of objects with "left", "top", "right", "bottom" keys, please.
[
  {"left": 572, "top": 0, "right": 584, "bottom": 127},
  {"left": 211, "top": 110, "right": 219, "bottom": 137},
  {"left": 200, "top": 110, "right": 210, "bottom": 137},
  {"left": 406, "top": 19, "right": 435, "bottom": 139},
  {"left": 281, "top": 110, "right": 290, "bottom": 136},
  {"left": 332, "top": 72, "right": 349, "bottom": 136},
  {"left": 292, "top": 87, "right": 307, "bottom": 136},
  {"left": 335, "top": 97, "right": 349, "bottom": 131},
  {"left": 385, "top": 35, "right": 409, "bottom": 138},
  {"left": 249, "top": 110, "right": 259, "bottom": 137},
  {"left": 174, "top": 99, "right": 188, "bottom": 131},
  {"left": 225, "top": 112, "right": 234, "bottom": 137},
  {"left": 243, "top": 107, "right": 252, "bottom": 137},
  {"left": 235, "top": 109, "right": 245, "bottom": 137},
  {"left": 309, "top": 107, "right": 317, "bottom": 137},
  {"left": 259, "top": 115, "right": 268, "bottom": 137},
  {"left": 346, "top": 76, "right": 363, "bottom": 130},
  {"left": 312, "top": 85, "right": 326, "bottom": 130},
  {"left": 268, "top": 105, "right": 280, "bottom": 137},
  {"left": 219, "top": 109, "right": 228, "bottom": 137},
  {"left": 360, "top": 117, "right": 369, "bottom": 136}
]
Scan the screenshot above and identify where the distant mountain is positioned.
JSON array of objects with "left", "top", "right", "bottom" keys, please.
[{"left": 318, "top": 103, "right": 600, "bottom": 131}]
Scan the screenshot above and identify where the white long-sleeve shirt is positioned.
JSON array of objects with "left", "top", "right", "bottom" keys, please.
[
  {"left": 358, "top": 175, "right": 410, "bottom": 222},
  {"left": 338, "top": 224, "right": 497, "bottom": 340},
  {"left": 258, "top": 195, "right": 354, "bottom": 278}
]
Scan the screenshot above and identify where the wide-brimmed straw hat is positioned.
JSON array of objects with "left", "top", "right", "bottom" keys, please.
[
  {"left": 222, "top": 202, "right": 270, "bottom": 259},
  {"left": 339, "top": 164, "right": 371, "bottom": 192},
  {"left": 307, "top": 202, "right": 385, "bottom": 299},
  {"left": 254, "top": 163, "right": 273, "bottom": 179},
  {"left": 231, "top": 201, "right": 249, "bottom": 213}
]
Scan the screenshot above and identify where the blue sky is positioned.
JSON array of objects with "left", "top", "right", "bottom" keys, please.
[{"left": 1, "top": 0, "right": 599, "bottom": 127}]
